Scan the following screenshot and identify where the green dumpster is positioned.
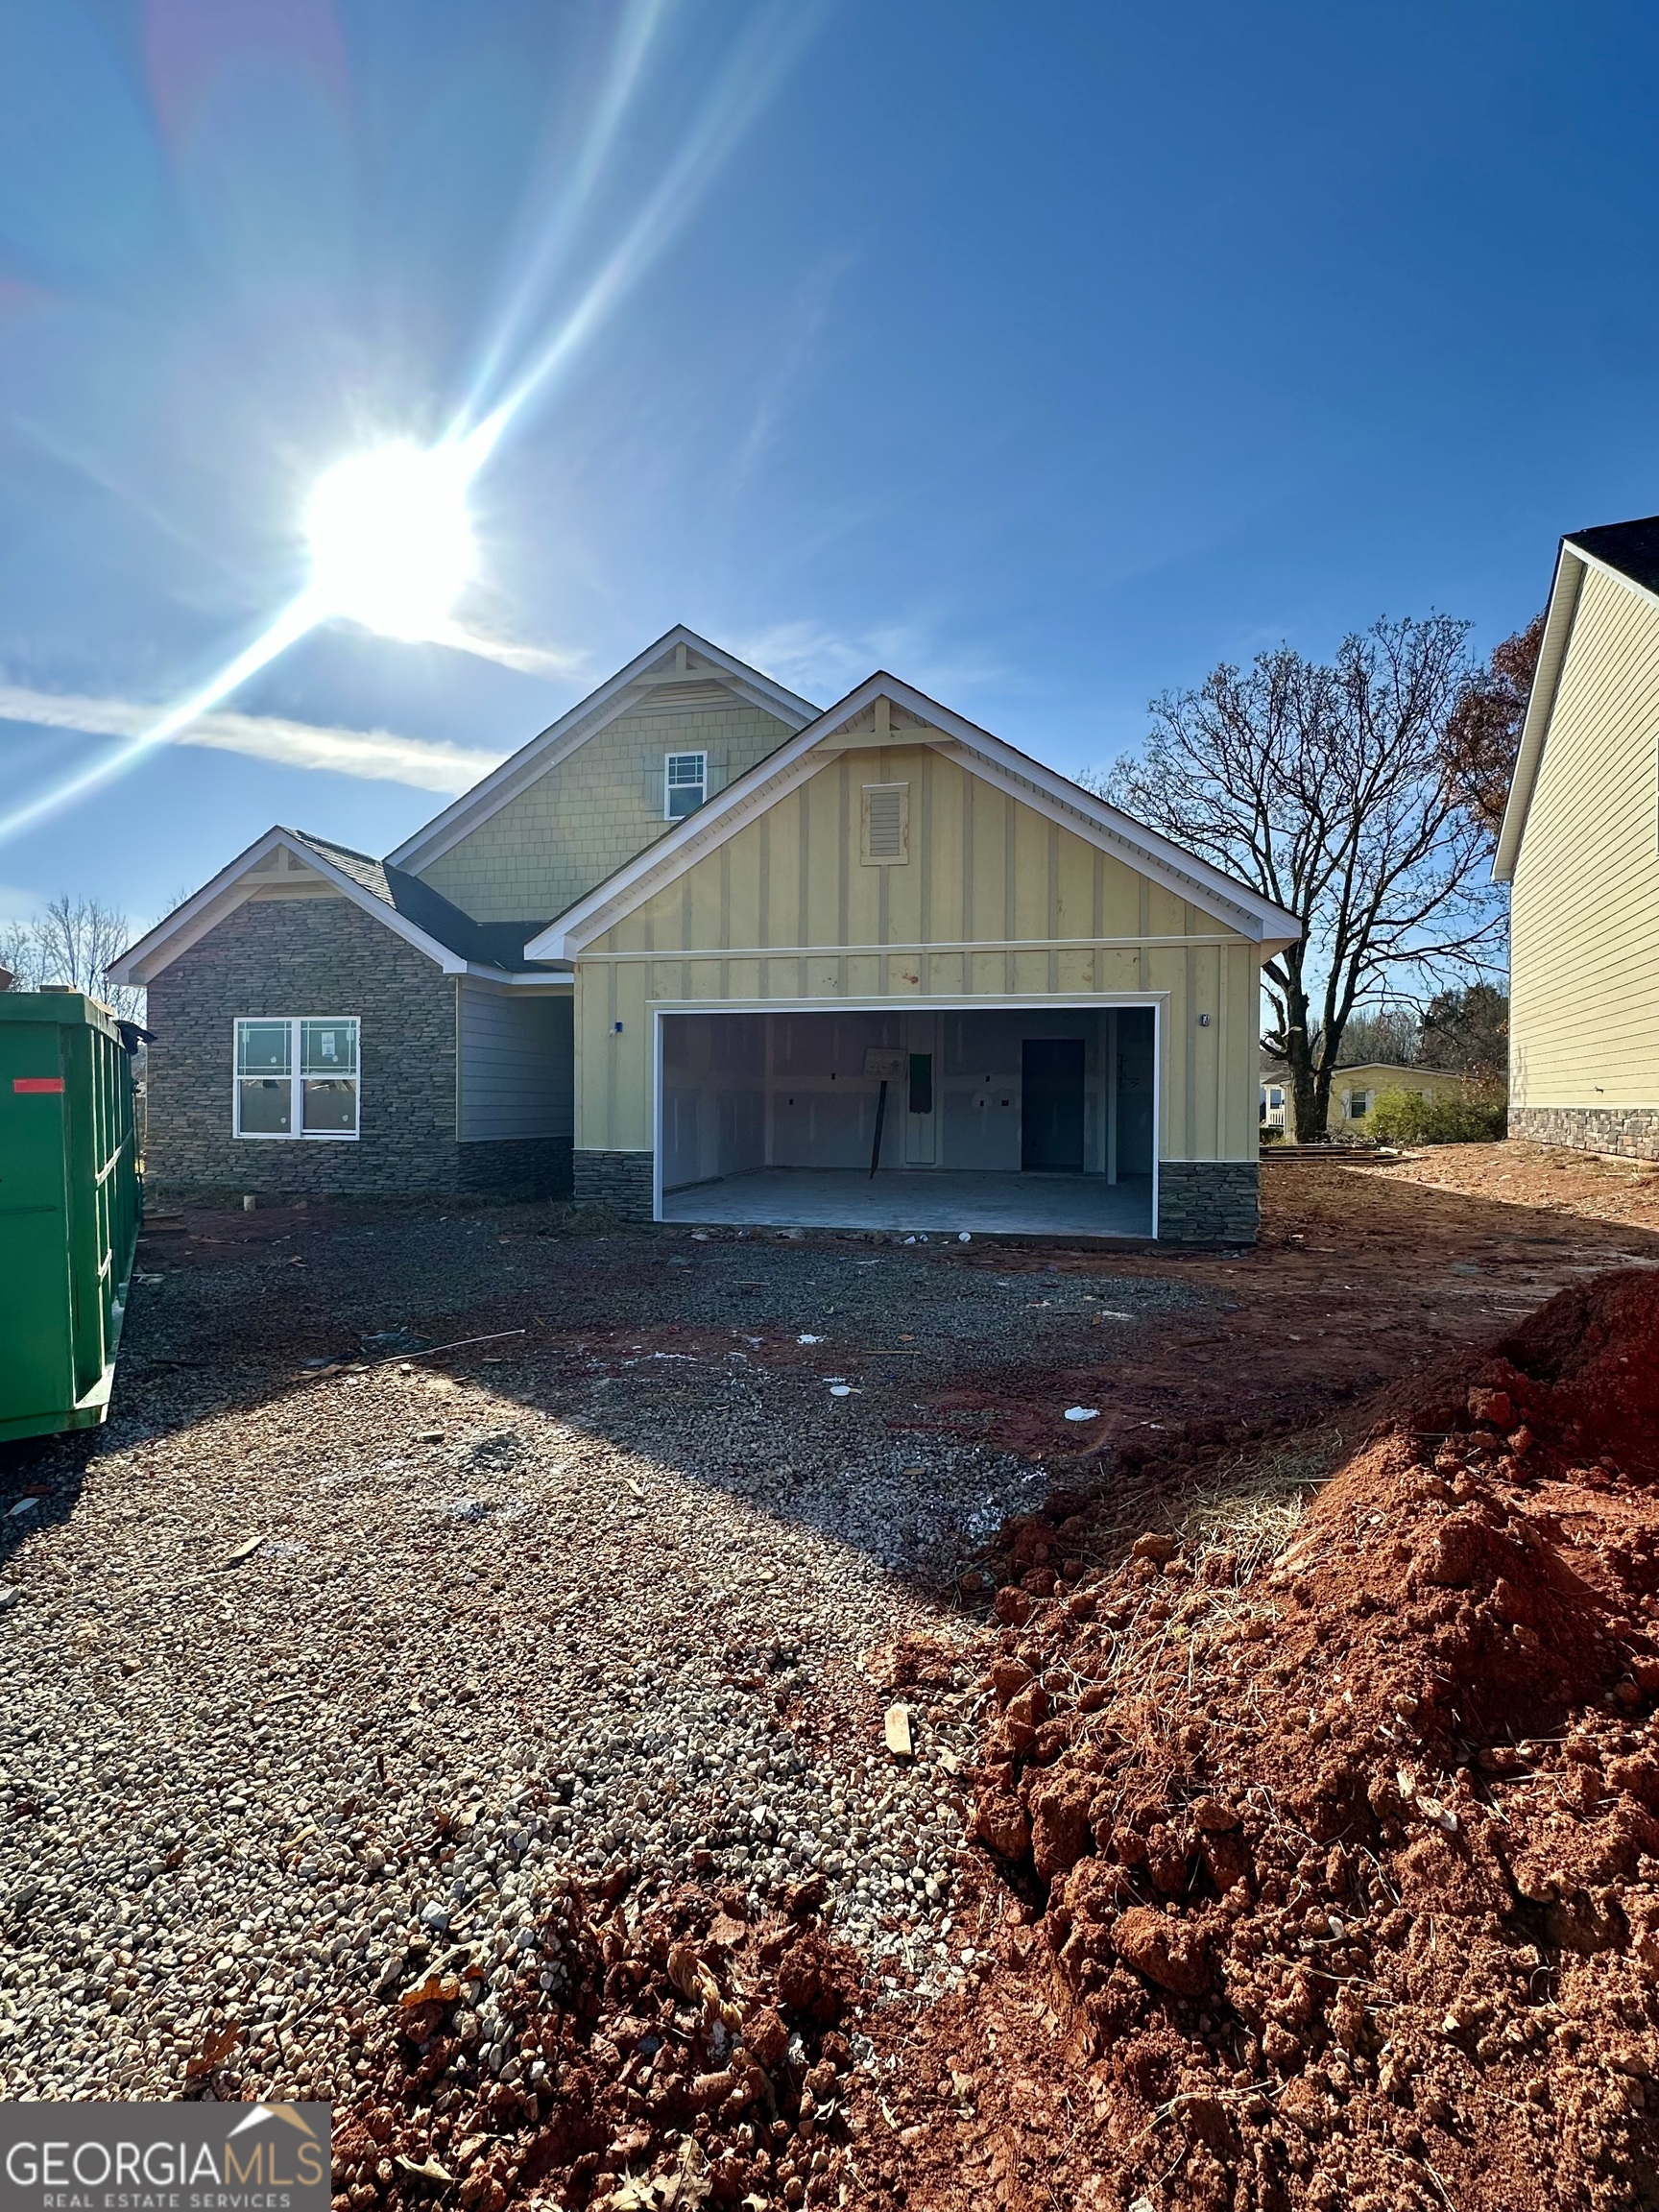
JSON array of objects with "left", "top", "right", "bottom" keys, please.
[{"left": 0, "top": 990, "right": 141, "bottom": 1442}]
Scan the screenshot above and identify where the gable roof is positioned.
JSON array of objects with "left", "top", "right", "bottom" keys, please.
[
  {"left": 525, "top": 670, "right": 1303, "bottom": 962},
  {"left": 1561, "top": 514, "right": 1659, "bottom": 598},
  {"left": 1328, "top": 1062, "right": 1462, "bottom": 1082},
  {"left": 386, "top": 625, "right": 820, "bottom": 876},
  {"left": 108, "top": 826, "right": 567, "bottom": 987},
  {"left": 1495, "top": 511, "right": 1659, "bottom": 882}
]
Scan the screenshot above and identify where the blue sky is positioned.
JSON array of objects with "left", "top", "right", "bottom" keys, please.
[{"left": 2, "top": 0, "right": 1656, "bottom": 934}]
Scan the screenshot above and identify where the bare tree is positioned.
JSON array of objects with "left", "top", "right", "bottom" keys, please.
[
  {"left": 1094, "top": 616, "right": 1506, "bottom": 1142},
  {"left": 0, "top": 919, "right": 32, "bottom": 992},
  {"left": 0, "top": 895, "right": 145, "bottom": 1021}
]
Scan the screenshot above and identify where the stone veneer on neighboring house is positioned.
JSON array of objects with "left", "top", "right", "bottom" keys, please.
[
  {"left": 1508, "top": 1105, "right": 1659, "bottom": 1162},
  {"left": 143, "top": 896, "right": 567, "bottom": 1200}
]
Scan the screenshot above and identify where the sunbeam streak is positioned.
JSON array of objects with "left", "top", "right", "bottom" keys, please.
[
  {"left": 0, "top": 6, "right": 824, "bottom": 854},
  {"left": 0, "top": 593, "right": 322, "bottom": 847},
  {"left": 457, "top": 4, "right": 820, "bottom": 468},
  {"left": 456, "top": 0, "right": 671, "bottom": 429}
]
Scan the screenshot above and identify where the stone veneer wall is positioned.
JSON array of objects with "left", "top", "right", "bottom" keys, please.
[
  {"left": 570, "top": 1149, "right": 1259, "bottom": 1243},
  {"left": 145, "top": 897, "right": 569, "bottom": 1201},
  {"left": 145, "top": 897, "right": 454, "bottom": 1197},
  {"left": 457, "top": 1138, "right": 573, "bottom": 1197},
  {"left": 572, "top": 1150, "right": 655, "bottom": 1218},
  {"left": 1508, "top": 1105, "right": 1659, "bottom": 1162},
  {"left": 1156, "top": 1162, "right": 1260, "bottom": 1245}
]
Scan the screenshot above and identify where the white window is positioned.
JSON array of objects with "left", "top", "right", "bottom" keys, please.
[
  {"left": 1348, "top": 1089, "right": 1370, "bottom": 1118},
  {"left": 235, "top": 1017, "right": 359, "bottom": 1140},
  {"left": 664, "top": 751, "right": 708, "bottom": 820},
  {"left": 860, "top": 781, "right": 910, "bottom": 863},
  {"left": 1269, "top": 1087, "right": 1283, "bottom": 1107}
]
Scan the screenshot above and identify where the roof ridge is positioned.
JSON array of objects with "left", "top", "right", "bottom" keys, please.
[{"left": 287, "top": 828, "right": 383, "bottom": 866}]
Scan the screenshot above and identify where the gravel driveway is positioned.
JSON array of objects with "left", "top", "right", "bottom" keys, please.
[{"left": 0, "top": 1207, "right": 1205, "bottom": 2104}]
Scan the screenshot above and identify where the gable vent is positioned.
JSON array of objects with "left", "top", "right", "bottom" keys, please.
[
  {"left": 643, "top": 681, "right": 730, "bottom": 710},
  {"left": 861, "top": 781, "right": 909, "bottom": 864}
]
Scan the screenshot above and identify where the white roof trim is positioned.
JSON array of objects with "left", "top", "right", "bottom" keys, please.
[
  {"left": 1493, "top": 532, "right": 1659, "bottom": 881},
  {"left": 108, "top": 828, "right": 539, "bottom": 987},
  {"left": 1492, "top": 544, "right": 1586, "bottom": 883},
  {"left": 386, "top": 626, "right": 819, "bottom": 873},
  {"left": 526, "top": 672, "right": 1303, "bottom": 962}
]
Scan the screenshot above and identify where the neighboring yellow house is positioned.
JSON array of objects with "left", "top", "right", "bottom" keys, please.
[
  {"left": 1495, "top": 514, "right": 1659, "bottom": 1160},
  {"left": 1329, "top": 1062, "right": 1466, "bottom": 1134},
  {"left": 1259, "top": 1061, "right": 1466, "bottom": 1136}
]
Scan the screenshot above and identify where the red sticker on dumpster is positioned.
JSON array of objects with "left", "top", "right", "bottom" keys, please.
[{"left": 12, "top": 1077, "right": 64, "bottom": 1094}]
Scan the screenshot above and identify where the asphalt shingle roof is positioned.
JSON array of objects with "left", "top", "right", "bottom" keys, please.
[
  {"left": 286, "top": 831, "right": 555, "bottom": 972},
  {"left": 1565, "top": 514, "right": 1659, "bottom": 597}
]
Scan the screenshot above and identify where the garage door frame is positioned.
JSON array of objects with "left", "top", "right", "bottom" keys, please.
[{"left": 650, "top": 992, "right": 1165, "bottom": 1235}]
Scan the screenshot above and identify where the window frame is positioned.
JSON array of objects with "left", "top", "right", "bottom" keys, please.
[
  {"left": 663, "top": 750, "right": 709, "bottom": 821},
  {"left": 233, "top": 1015, "right": 361, "bottom": 1142}
]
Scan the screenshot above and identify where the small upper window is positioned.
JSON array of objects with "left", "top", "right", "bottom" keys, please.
[
  {"left": 235, "top": 1016, "right": 359, "bottom": 1140},
  {"left": 665, "top": 752, "right": 708, "bottom": 820},
  {"left": 861, "top": 781, "right": 909, "bottom": 864}
]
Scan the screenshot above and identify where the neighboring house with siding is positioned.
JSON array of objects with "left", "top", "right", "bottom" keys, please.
[
  {"left": 1260, "top": 1059, "right": 1468, "bottom": 1136},
  {"left": 1495, "top": 514, "right": 1659, "bottom": 1160},
  {"left": 114, "top": 627, "right": 1300, "bottom": 1242}
]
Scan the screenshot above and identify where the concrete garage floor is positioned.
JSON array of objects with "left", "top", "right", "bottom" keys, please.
[{"left": 661, "top": 1166, "right": 1156, "bottom": 1237}]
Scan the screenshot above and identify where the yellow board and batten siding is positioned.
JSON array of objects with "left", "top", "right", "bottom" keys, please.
[
  {"left": 1509, "top": 562, "right": 1659, "bottom": 1113},
  {"left": 573, "top": 741, "right": 1260, "bottom": 1161}
]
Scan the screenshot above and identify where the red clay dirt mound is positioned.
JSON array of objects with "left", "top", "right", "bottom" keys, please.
[{"left": 925, "top": 1268, "right": 1659, "bottom": 2212}]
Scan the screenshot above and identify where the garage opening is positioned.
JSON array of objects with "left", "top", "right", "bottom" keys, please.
[{"left": 657, "top": 1006, "right": 1155, "bottom": 1236}]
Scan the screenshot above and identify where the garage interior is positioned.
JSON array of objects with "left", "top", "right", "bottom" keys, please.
[{"left": 658, "top": 1006, "right": 1155, "bottom": 1235}]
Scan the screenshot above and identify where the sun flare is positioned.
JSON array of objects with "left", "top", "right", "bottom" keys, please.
[{"left": 305, "top": 443, "right": 476, "bottom": 640}]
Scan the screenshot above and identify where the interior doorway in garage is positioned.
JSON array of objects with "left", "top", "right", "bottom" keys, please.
[{"left": 657, "top": 1004, "right": 1156, "bottom": 1236}]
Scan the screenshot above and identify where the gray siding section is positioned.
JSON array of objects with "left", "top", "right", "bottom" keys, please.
[{"left": 458, "top": 983, "right": 573, "bottom": 1143}]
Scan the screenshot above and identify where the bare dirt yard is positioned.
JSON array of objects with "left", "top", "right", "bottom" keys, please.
[
  {"left": 2, "top": 1143, "right": 1657, "bottom": 2211},
  {"left": 1365, "top": 1137, "right": 1659, "bottom": 1238}
]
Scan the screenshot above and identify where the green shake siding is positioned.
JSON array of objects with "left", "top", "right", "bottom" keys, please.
[{"left": 418, "top": 698, "right": 794, "bottom": 924}]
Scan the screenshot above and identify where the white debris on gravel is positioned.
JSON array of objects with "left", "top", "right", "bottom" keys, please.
[
  {"left": 0, "top": 1370, "right": 1011, "bottom": 2104},
  {"left": 0, "top": 1214, "right": 1205, "bottom": 2105}
]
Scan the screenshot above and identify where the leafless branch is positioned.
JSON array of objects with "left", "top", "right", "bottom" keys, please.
[{"left": 1094, "top": 616, "right": 1506, "bottom": 1138}]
